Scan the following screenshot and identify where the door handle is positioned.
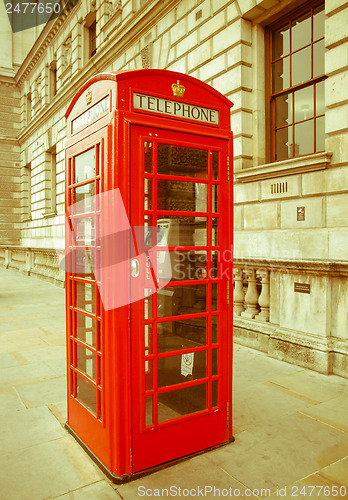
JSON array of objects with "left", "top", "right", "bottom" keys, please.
[{"left": 131, "top": 258, "right": 140, "bottom": 277}]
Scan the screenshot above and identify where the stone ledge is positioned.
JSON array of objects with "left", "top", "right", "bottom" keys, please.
[
  {"left": 233, "top": 257, "right": 348, "bottom": 276},
  {"left": 234, "top": 152, "right": 333, "bottom": 183}
]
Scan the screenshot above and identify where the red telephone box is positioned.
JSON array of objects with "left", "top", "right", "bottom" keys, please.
[{"left": 64, "top": 69, "right": 233, "bottom": 481}]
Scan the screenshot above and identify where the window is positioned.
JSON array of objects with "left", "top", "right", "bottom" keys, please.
[
  {"left": 269, "top": 2, "right": 325, "bottom": 161},
  {"left": 89, "top": 21, "right": 97, "bottom": 58},
  {"left": 50, "top": 61, "right": 57, "bottom": 98},
  {"left": 26, "top": 92, "right": 32, "bottom": 125},
  {"left": 44, "top": 146, "right": 57, "bottom": 215},
  {"left": 23, "top": 163, "right": 32, "bottom": 220}
]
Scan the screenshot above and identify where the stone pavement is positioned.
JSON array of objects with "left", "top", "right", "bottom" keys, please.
[{"left": 0, "top": 267, "right": 348, "bottom": 500}]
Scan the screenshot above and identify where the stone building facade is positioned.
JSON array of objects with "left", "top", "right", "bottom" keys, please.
[{"left": 0, "top": 0, "right": 347, "bottom": 377}]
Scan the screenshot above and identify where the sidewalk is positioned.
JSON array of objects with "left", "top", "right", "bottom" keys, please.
[{"left": 0, "top": 267, "right": 347, "bottom": 500}]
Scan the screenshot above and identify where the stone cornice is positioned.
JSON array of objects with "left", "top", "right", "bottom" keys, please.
[
  {"left": 234, "top": 152, "right": 333, "bottom": 183},
  {"left": 234, "top": 257, "right": 348, "bottom": 276}
]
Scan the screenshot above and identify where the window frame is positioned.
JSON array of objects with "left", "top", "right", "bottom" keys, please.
[{"left": 266, "top": 0, "right": 326, "bottom": 163}]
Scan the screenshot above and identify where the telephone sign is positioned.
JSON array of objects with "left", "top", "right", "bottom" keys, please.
[{"left": 65, "top": 69, "right": 233, "bottom": 481}]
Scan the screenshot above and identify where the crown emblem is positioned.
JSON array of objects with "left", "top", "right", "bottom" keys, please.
[
  {"left": 172, "top": 80, "right": 185, "bottom": 98},
  {"left": 86, "top": 88, "right": 92, "bottom": 105}
]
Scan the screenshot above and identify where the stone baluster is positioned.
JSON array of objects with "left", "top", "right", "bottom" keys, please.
[
  {"left": 241, "top": 269, "right": 259, "bottom": 319},
  {"left": 233, "top": 267, "right": 245, "bottom": 316},
  {"left": 256, "top": 269, "right": 270, "bottom": 322}
]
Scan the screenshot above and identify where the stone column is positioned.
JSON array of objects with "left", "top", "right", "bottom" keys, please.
[
  {"left": 256, "top": 269, "right": 270, "bottom": 322},
  {"left": 233, "top": 267, "right": 245, "bottom": 316},
  {"left": 241, "top": 269, "right": 259, "bottom": 319}
]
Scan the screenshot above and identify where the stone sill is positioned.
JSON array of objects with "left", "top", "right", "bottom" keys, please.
[
  {"left": 234, "top": 152, "right": 333, "bottom": 183},
  {"left": 43, "top": 211, "right": 57, "bottom": 218},
  {"left": 234, "top": 257, "right": 348, "bottom": 276}
]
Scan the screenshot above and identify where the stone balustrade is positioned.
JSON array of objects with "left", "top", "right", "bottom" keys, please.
[
  {"left": 233, "top": 265, "right": 270, "bottom": 323},
  {"left": 0, "top": 246, "right": 65, "bottom": 286}
]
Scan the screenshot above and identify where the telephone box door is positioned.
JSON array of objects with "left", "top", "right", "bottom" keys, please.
[{"left": 130, "top": 125, "right": 231, "bottom": 473}]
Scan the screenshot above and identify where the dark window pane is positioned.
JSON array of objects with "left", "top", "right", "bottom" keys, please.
[
  {"left": 212, "top": 315, "right": 218, "bottom": 342},
  {"left": 313, "top": 39, "right": 325, "bottom": 78},
  {"left": 316, "top": 116, "right": 325, "bottom": 151},
  {"left": 76, "top": 373, "right": 96, "bottom": 415},
  {"left": 144, "top": 288, "right": 152, "bottom": 319},
  {"left": 156, "top": 216, "right": 207, "bottom": 246},
  {"left": 75, "top": 148, "right": 95, "bottom": 184},
  {"left": 144, "top": 142, "right": 153, "bottom": 173},
  {"left": 212, "top": 185, "right": 219, "bottom": 212},
  {"left": 294, "top": 119, "right": 315, "bottom": 156},
  {"left": 157, "top": 180, "right": 207, "bottom": 212},
  {"left": 77, "top": 345, "right": 96, "bottom": 380},
  {"left": 275, "top": 93, "right": 292, "bottom": 128},
  {"left": 144, "top": 178, "right": 152, "bottom": 210},
  {"left": 272, "top": 57, "right": 290, "bottom": 93},
  {"left": 158, "top": 383, "right": 207, "bottom": 422},
  {"left": 157, "top": 250, "right": 207, "bottom": 281},
  {"left": 212, "top": 218, "right": 218, "bottom": 246},
  {"left": 157, "top": 144, "right": 208, "bottom": 178},
  {"left": 145, "top": 324, "right": 152, "bottom": 355},
  {"left": 316, "top": 81, "right": 325, "bottom": 115},
  {"left": 157, "top": 284, "right": 207, "bottom": 318},
  {"left": 73, "top": 249, "right": 96, "bottom": 279},
  {"left": 292, "top": 46, "right": 311, "bottom": 86},
  {"left": 157, "top": 317, "right": 207, "bottom": 353},
  {"left": 145, "top": 396, "right": 153, "bottom": 427},
  {"left": 275, "top": 126, "right": 291, "bottom": 160},
  {"left": 212, "top": 380, "right": 218, "bottom": 407},
  {"left": 158, "top": 351, "right": 206, "bottom": 388},
  {"left": 76, "top": 313, "right": 96, "bottom": 347},
  {"left": 313, "top": 4, "right": 325, "bottom": 41},
  {"left": 76, "top": 281, "right": 96, "bottom": 314},
  {"left": 272, "top": 24, "right": 290, "bottom": 60},
  {"left": 294, "top": 86, "right": 314, "bottom": 122},
  {"left": 291, "top": 10, "right": 311, "bottom": 52},
  {"left": 212, "top": 349, "right": 218, "bottom": 376},
  {"left": 211, "top": 251, "right": 218, "bottom": 279},
  {"left": 212, "top": 151, "right": 219, "bottom": 180}
]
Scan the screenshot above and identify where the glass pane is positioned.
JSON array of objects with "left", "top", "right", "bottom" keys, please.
[
  {"left": 212, "top": 284, "right": 218, "bottom": 311},
  {"left": 156, "top": 216, "right": 207, "bottom": 246},
  {"left": 275, "top": 126, "right": 291, "bottom": 161},
  {"left": 144, "top": 142, "right": 153, "bottom": 173},
  {"left": 73, "top": 217, "right": 95, "bottom": 246},
  {"left": 145, "top": 396, "right": 153, "bottom": 426},
  {"left": 212, "top": 349, "right": 218, "bottom": 376},
  {"left": 76, "top": 373, "right": 96, "bottom": 415},
  {"left": 157, "top": 180, "right": 207, "bottom": 212},
  {"left": 76, "top": 281, "right": 96, "bottom": 314},
  {"left": 144, "top": 288, "right": 152, "bottom": 319},
  {"left": 272, "top": 24, "right": 290, "bottom": 60},
  {"left": 212, "top": 218, "right": 218, "bottom": 245},
  {"left": 316, "top": 116, "right": 325, "bottom": 151},
  {"left": 292, "top": 46, "right": 311, "bottom": 86},
  {"left": 74, "top": 183, "right": 95, "bottom": 214},
  {"left": 275, "top": 93, "right": 292, "bottom": 128},
  {"left": 74, "top": 249, "right": 96, "bottom": 279},
  {"left": 144, "top": 179, "right": 152, "bottom": 210},
  {"left": 316, "top": 81, "right": 325, "bottom": 116},
  {"left": 212, "top": 151, "right": 219, "bottom": 180},
  {"left": 76, "top": 345, "right": 96, "bottom": 381},
  {"left": 294, "top": 119, "right": 314, "bottom": 156},
  {"left": 272, "top": 57, "right": 290, "bottom": 93},
  {"left": 158, "top": 250, "right": 207, "bottom": 281},
  {"left": 211, "top": 251, "right": 218, "bottom": 279},
  {"left": 157, "top": 317, "right": 207, "bottom": 353},
  {"left": 145, "top": 359, "right": 153, "bottom": 390},
  {"left": 313, "top": 4, "right": 325, "bottom": 41},
  {"left": 158, "top": 384, "right": 207, "bottom": 423},
  {"left": 212, "top": 380, "right": 218, "bottom": 407},
  {"left": 97, "top": 391, "right": 102, "bottom": 420},
  {"left": 294, "top": 86, "right": 314, "bottom": 122},
  {"left": 313, "top": 39, "right": 325, "bottom": 78},
  {"left": 291, "top": 10, "right": 311, "bottom": 52},
  {"left": 157, "top": 144, "right": 208, "bottom": 178},
  {"left": 75, "top": 148, "right": 95, "bottom": 184},
  {"left": 157, "top": 284, "right": 207, "bottom": 318},
  {"left": 212, "top": 315, "right": 218, "bottom": 342},
  {"left": 158, "top": 351, "right": 206, "bottom": 388},
  {"left": 212, "top": 185, "right": 219, "bottom": 212},
  {"left": 145, "top": 324, "right": 152, "bottom": 355},
  {"left": 76, "top": 313, "right": 96, "bottom": 347}
]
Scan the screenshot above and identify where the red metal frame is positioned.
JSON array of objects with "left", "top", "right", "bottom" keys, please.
[{"left": 65, "top": 69, "right": 233, "bottom": 480}]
